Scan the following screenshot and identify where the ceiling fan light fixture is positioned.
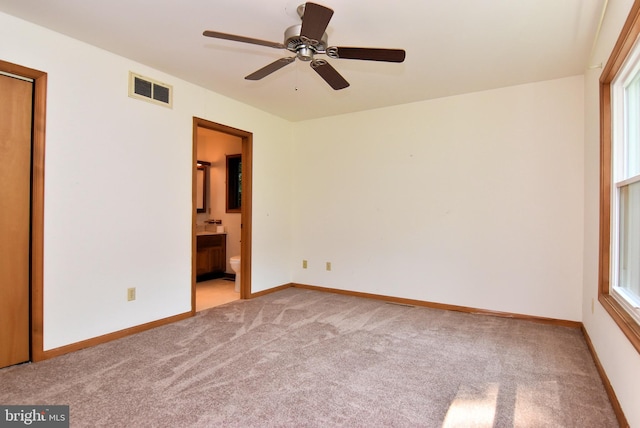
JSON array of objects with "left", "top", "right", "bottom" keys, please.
[
  {"left": 202, "top": 2, "right": 405, "bottom": 90},
  {"left": 296, "top": 46, "right": 315, "bottom": 61}
]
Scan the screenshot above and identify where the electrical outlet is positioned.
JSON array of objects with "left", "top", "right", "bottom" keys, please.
[
  {"left": 127, "top": 287, "right": 136, "bottom": 301},
  {"left": 326, "top": 262, "right": 331, "bottom": 271},
  {"left": 302, "top": 260, "right": 308, "bottom": 269}
]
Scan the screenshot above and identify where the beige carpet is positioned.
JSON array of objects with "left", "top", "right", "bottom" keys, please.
[{"left": 0, "top": 288, "right": 617, "bottom": 427}]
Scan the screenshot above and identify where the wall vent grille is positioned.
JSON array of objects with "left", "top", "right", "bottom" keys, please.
[{"left": 128, "top": 72, "right": 173, "bottom": 108}]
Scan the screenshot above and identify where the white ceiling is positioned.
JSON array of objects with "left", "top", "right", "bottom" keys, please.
[{"left": 0, "top": 0, "right": 605, "bottom": 122}]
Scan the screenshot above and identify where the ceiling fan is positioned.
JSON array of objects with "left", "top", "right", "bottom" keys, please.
[{"left": 203, "top": 2, "right": 406, "bottom": 90}]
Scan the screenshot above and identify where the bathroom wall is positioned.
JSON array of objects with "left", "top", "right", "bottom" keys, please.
[
  {"left": 292, "top": 75, "right": 584, "bottom": 322},
  {"left": 196, "top": 128, "right": 242, "bottom": 273},
  {"left": 0, "top": 11, "right": 294, "bottom": 350}
]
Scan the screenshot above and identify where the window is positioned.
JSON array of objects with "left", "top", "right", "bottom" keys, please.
[
  {"left": 226, "top": 154, "right": 241, "bottom": 213},
  {"left": 611, "top": 45, "right": 640, "bottom": 325},
  {"left": 599, "top": 1, "right": 640, "bottom": 353}
]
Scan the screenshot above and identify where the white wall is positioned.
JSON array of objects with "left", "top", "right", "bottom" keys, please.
[
  {"left": 292, "top": 76, "right": 585, "bottom": 321},
  {"left": 0, "top": 11, "right": 293, "bottom": 350},
  {"left": 583, "top": 0, "right": 640, "bottom": 426}
]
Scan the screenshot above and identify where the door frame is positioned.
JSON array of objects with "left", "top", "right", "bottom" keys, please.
[
  {"left": 192, "top": 117, "right": 252, "bottom": 310},
  {"left": 0, "top": 60, "right": 47, "bottom": 362}
]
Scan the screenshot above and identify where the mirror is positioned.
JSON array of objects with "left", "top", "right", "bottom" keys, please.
[
  {"left": 226, "top": 154, "right": 241, "bottom": 213},
  {"left": 196, "top": 160, "right": 210, "bottom": 213}
]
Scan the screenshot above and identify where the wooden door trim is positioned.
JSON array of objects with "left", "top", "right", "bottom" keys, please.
[
  {"left": 0, "top": 60, "right": 47, "bottom": 362},
  {"left": 192, "top": 117, "right": 252, "bottom": 311}
]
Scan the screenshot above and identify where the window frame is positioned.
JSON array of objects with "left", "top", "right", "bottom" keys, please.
[{"left": 599, "top": 0, "right": 640, "bottom": 354}]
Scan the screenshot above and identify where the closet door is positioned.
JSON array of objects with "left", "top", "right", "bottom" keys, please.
[{"left": 0, "top": 73, "right": 33, "bottom": 368}]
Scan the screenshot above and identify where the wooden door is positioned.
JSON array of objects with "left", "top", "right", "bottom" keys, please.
[{"left": 0, "top": 73, "right": 33, "bottom": 368}]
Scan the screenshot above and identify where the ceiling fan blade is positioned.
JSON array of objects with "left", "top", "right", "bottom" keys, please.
[
  {"left": 300, "top": 2, "right": 334, "bottom": 44},
  {"left": 310, "top": 60, "right": 349, "bottom": 90},
  {"left": 245, "top": 57, "right": 295, "bottom": 80},
  {"left": 329, "top": 47, "right": 406, "bottom": 63},
  {"left": 203, "top": 30, "right": 285, "bottom": 49}
]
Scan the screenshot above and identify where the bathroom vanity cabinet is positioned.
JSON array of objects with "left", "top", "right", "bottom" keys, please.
[{"left": 196, "top": 233, "right": 226, "bottom": 281}]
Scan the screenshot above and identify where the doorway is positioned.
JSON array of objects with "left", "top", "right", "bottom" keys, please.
[
  {"left": 192, "top": 118, "right": 252, "bottom": 312},
  {"left": 0, "top": 60, "right": 47, "bottom": 367}
]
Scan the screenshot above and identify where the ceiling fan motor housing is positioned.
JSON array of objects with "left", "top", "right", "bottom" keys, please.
[{"left": 284, "top": 24, "right": 327, "bottom": 61}]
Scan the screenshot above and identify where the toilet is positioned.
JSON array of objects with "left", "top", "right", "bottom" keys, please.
[{"left": 229, "top": 255, "right": 241, "bottom": 293}]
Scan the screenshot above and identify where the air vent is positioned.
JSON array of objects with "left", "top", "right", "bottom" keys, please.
[{"left": 128, "top": 72, "right": 173, "bottom": 108}]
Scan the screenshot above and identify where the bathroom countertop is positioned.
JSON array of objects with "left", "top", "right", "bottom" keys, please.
[{"left": 196, "top": 231, "right": 227, "bottom": 236}]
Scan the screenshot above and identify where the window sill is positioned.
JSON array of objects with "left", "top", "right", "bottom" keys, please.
[{"left": 599, "top": 293, "right": 640, "bottom": 354}]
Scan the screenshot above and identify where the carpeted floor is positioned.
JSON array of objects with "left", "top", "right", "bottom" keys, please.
[{"left": 0, "top": 288, "right": 617, "bottom": 427}]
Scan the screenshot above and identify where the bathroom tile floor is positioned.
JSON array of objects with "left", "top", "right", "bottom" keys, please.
[{"left": 195, "top": 278, "right": 239, "bottom": 312}]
